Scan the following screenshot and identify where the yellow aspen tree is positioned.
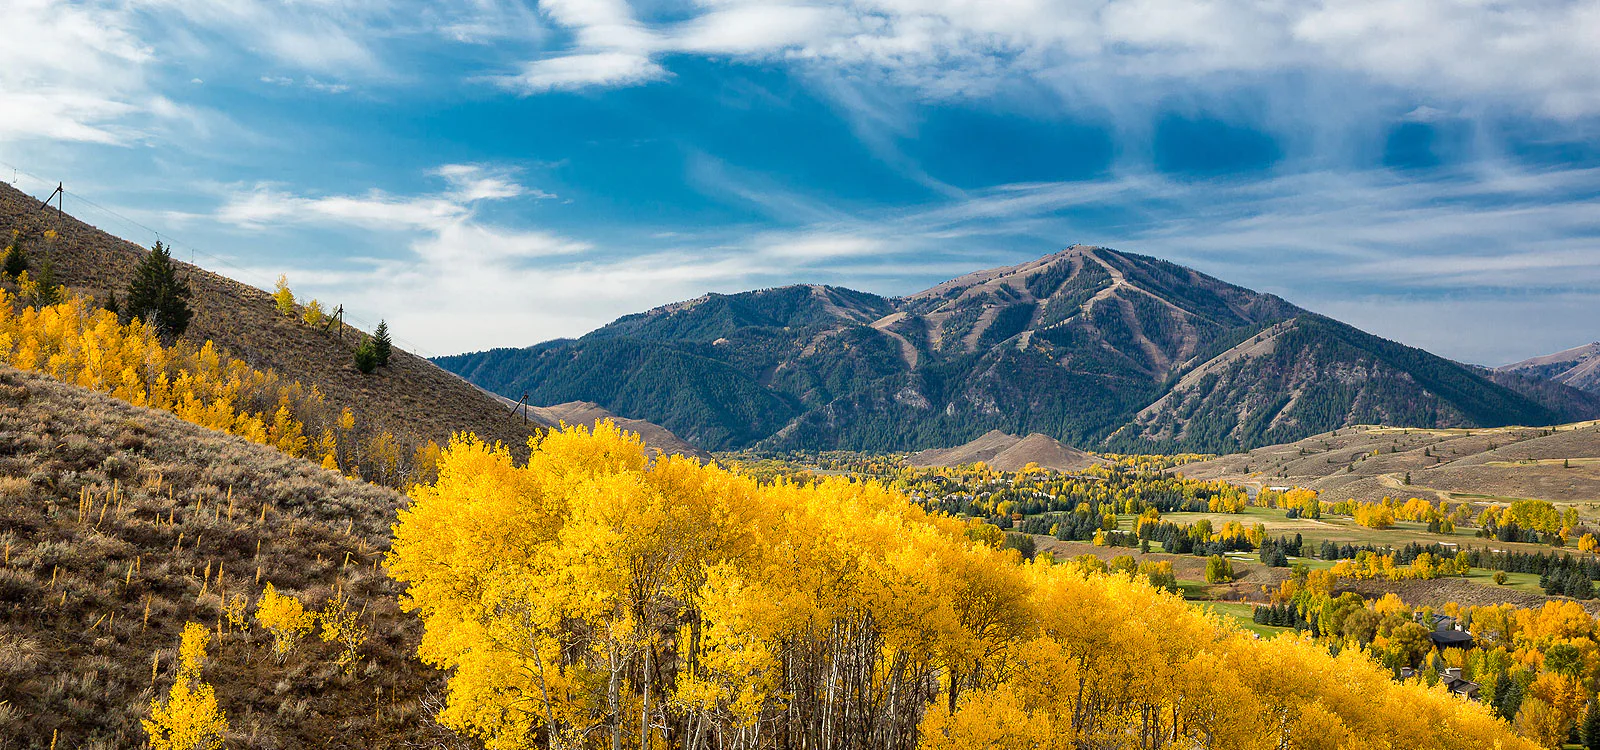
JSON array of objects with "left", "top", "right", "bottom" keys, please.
[
  {"left": 142, "top": 622, "right": 228, "bottom": 750},
  {"left": 316, "top": 594, "right": 368, "bottom": 675},
  {"left": 272, "top": 275, "right": 296, "bottom": 316},
  {"left": 255, "top": 583, "right": 314, "bottom": 662},
  {"left": 302, "top": 299, "right": 326, "bottom": 327},
  {"left": 389, "top": 424, "right": 1538, "bottom": 750}
]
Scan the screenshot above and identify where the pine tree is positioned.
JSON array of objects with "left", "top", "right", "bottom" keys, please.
[
  {"left": 353, "top": 337, "right": 379, "bottom": 374},
  {"left": 103, "top": 289, "right": 119, "bottom": 316},
  {"left": 33, "top": 257, "right": 63, "bottom": 307},
  {"left": 1583, "top": 700, "right": 1600, "bottom": 750},
  {"left": 373, "top": 320, "right": 392, "bottom": 366},
  {"left": 3, "top": 233, "right": 28, "bottom": 278},
  {"left": 125, "top": 242, "right": 192, "bottom": 341}
]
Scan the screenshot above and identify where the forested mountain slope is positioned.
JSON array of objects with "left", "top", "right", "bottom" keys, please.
[
  {"left": 441, "top": 246, "right": 1599, "bottom": 453},
  {"left": 0, "top": 182, "right": 536, "bottom": 454}
]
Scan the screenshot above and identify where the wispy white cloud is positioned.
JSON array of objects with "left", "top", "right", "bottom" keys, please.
[
  {"left": 494, "top": 0, "right": 1600, "bottom": 119},
  {"left": 0, "top": 0, "right": 153, "bottom": 144},
  {"left": 497, "top": 51, "right": 668, "bottom": 92}
]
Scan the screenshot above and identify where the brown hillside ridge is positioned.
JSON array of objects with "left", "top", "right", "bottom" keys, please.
[
  {"left": 474, "top": 386, "right": 707, "bottom": 460},
  {"left": 482, "top": 390, "right": 709, "bottom": 460},
  {"left": 1499, "top": 342, "right": 1600, "bottom": 395},
  {"left": 0, "top": 365, "right": 447, "bottom": 748},
  {"left": 908, "top": 429, "right": 1020, "bottom": 467},
  {"left": 0, "top": 181, "right": 537, "bottom": 454},
  {"left": 989, "top": 432, "right": 1103, "bottom": 472},
  {"left": 529, "top": 401, "right": 711, "bottom": 461},
  {"left": 910, "top": 429, "right": 1103, "bottom": 472},
  {"left": 1179, "top": 421, "right": 1600, "bottom": 508}
]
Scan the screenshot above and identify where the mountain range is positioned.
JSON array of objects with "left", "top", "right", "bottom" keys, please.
[
  {"left": 437, "top": 246, "right": 1600, "bottom": 454},
  {"left": 1499, "top": 342, "right": 1600, "bottom": 395}
]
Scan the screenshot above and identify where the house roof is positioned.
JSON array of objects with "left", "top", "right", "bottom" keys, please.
[{"left": 1430, "top": 630, "right": 1475, "bottom": 646}]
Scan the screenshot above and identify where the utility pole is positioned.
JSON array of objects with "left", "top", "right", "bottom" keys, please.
[{"left": 38, "top": 183, "right": 63, "bottom": 217}]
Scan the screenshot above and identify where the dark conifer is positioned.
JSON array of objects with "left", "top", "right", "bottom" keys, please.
[
  {"left": 354, "top": 336, "right": 380, "bottom": 374},
  {"left": 1583, "top": 700, "right": 1600, "bottom": 750},
  {"left": 373, "top": 320, "right": 392, "bottom": 366},
  {"left": 34, "top": 257, "right": 63, "bottom": 307},
  {"left": 3, "top": 233, "right": 28, "bottom": 278},
  {"left": 124, "top": 242, "right": 192, "bottom": 341}
]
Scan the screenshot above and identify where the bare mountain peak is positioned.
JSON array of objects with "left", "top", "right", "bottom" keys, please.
[{"left": 440, "top": 243, "right": 1596, "bottom": 455}]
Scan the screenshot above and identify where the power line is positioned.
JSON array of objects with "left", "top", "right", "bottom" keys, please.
[{"left": 0, "top": 158, "right": 441, "bottom": 359}]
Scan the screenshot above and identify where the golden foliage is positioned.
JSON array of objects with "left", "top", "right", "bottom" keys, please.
[
  {"left": 389, "top": 423, "right": 1536, "bottom": 750},
  {"left": 272, "top": 274, "right": 295, "bottom": 316},
  {"left": 317, "top": 594, "right": 368, "bottom": 675},
  {"left": 1352, "top": 501, "right": 1396, "bottom": 529},
  {"left": 255, "top": 583, "right": 314, "bottom": 662},
  {"left": 0, "top": 292, "right": 423, "bottom": 487},
  {"left": 142, "top": 622, "right": 228, "bottom": 750},
  {"left": 302, "top": 299, "right": 326, "bottom": 327}
]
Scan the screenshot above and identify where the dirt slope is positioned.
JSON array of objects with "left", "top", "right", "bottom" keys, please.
[{"left": 1500, "top": 342, "right": 1600, "bottom": 394}]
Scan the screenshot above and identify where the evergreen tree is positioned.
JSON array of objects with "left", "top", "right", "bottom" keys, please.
[
  {"left": 34, "top": 257, "right": 63, "bottom": 307},
  {"left": 125, "top": 242, "right": 192, "bottom": 341},
  {"left": 1494, "top": 672, "right": 1525, "bottom": 721},
  {"left": 1583, "top": 700, "right": 1600, "bottom": 750},
  {"left": 353, "top": 336, "right": 380, "bottom": 374},
  {"left": 3, "top": 233, "right": 28, "bottom": 278},
  {"left": 373, "top": 320, "right": 392, "bottom": 366},
  {"left": 103, "top": 289, "right": 119, "bottom": 316}
]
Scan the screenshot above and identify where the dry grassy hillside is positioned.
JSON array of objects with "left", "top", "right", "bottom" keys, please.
[
  {"left": 0, "top": 182, "right": 536, "bottom": 454},
  {"left": 527, "top": 401, "right": 710, "bottom": 460},
  {"left": 0, "top": 365, "right": 447, "bottom": 749},
  {"left": 1181, "top": 422, "right": 1600, "bottom": 508},
  {"left": 908, "top": 429, "right": 1022, "bottom": 467},
  {"left": 908, "top": 429, "right": 1102, "bottom": 472}
]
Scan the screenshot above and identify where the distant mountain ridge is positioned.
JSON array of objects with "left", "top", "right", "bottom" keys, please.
[
  {"left": 1499, "top": 343, "right": 1600, "bottom": 394},
  {"left": 437, "top": 246, "right": 1600, "bottom": 453}
]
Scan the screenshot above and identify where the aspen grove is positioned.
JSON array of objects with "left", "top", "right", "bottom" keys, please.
[{"left": 386, "top": 423, "right": 1534, "bottom": 750}]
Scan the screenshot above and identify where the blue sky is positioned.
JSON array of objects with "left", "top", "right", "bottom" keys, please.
[{"left": 3, "top": 0, "right": 1599, "bottom": 365}]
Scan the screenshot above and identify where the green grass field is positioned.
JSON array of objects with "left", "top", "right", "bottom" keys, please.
[
  {"left": 1119, "top": 505, "right": 1573, "bottom": 558},
  {"left": 1461, "top": 567, "right": 1544, "bottom": 593},
  {"left": 1175, "top": 579, "right": 1211, "bottom": 600},
  {"left": 1195, "top": 601, "right": 1289, "bottom": 638}
]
